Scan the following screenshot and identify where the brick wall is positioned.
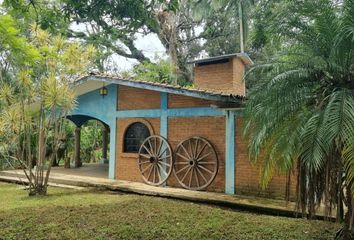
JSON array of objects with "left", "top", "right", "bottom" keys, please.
[
  {"left": 232, "top": 58, "right": 246, "bottom": 96},
  {"left": 167, "top": 116, "right": 226, "bottom": 192},
  {"left": 234, "top": 118, "right": 297, "bottom": 200},
  {"left": 117, "top": 85, "right": 160, "bottom": 110},
  {"left": 114, "top": 88, "right": 296, "bottom": 199},
  {"left": 193, "top": 57, "right": 246, "bottom": 96},
  {"left": 116, "top": 118, "right": 160, "bottom": 182}
]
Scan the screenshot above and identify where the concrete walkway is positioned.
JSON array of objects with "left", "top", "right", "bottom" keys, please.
[{"left": 0, "top": 164, "right": 330, "bottom": 219}]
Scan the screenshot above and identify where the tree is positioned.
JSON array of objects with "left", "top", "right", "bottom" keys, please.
[
  {"left": 243, "top": 0, "right": 354, "bottom": 238},
  {"left": 0, "top": 16, "right": 95, "bottom": 195},
  {"left": 193, "top": 0, "right": 257, "bottom": 53}
]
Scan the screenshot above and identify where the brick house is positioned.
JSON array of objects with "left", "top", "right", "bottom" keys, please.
[{"left": 68, "top": 53, "right": 296, "bottom": 200}]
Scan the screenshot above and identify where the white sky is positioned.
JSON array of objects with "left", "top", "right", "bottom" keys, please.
[{"left": 114, "top": 32, "right": 167, "bottom": 71}]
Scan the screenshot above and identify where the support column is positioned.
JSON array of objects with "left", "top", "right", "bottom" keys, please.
[
  {"left": 102, "top": 125, "right": 108, "bottom": 163},
  {"left": 160, "top": 92, "right": 168, "bottom": 138},
  {"left": 108, "top": 120, "right": 116, "bottom": 179},
  {"left": 74, "top": 126, "right": 82, "bottom": 168},
  {"left": 225, "top": 110, "right": 235, "bottom": 194},
  {"left": 160, "top": 92, "right": 168, "bottom": 185}
]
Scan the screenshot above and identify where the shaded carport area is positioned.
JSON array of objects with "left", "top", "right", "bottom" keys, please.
[
  {"left": 64, "top": 79, "right": 118, "bottom": 179},
  {"left": 66, "top": 114, "right": 110, "bottom": 169}
]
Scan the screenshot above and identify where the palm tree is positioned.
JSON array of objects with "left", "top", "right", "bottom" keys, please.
[{"left": 243, "top": 0, "right": 354, "bottom": 238}]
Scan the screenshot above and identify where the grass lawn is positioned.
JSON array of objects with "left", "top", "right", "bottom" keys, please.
[{"left": 0, "top": 182, "right": 339, "bottom": 240}]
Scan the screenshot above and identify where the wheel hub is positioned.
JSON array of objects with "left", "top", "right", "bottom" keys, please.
[
  {"left": 150, "top": 156, "right": 158, "bottom": 164},
  {"left": 189, "top": 159, "right": 197, "bottom": 167}
]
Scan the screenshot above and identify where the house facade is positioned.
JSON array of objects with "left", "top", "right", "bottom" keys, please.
[{"left": 68, "top": 53, "right": 296, "bottom": 200}]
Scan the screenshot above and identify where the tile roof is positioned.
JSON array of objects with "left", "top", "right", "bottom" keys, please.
[{"left": 74, "top": 73, "right": 245, "bottom": 103}]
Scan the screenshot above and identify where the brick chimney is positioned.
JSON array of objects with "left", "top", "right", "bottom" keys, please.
[{"left": 189, "top": 53, "right": 253, "bottom": 96}]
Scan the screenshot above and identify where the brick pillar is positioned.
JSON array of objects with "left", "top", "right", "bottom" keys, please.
[{"left": 74, "top": 127, "right": 82, "bottom": 168}]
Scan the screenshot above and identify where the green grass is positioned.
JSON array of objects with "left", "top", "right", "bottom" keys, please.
[{"left": 0, "top": 182, "right": 339, "bottom": 240}]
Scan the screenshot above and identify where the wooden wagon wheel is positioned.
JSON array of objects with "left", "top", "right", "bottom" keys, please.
[
  {"left": 138, "top": 135, "right": 173, "bottom": 186},
  {"left": 173, "top": 137, "right": 218, "bottom": 190}
]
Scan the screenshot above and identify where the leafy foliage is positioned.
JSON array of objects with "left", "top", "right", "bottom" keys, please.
[
  {"left": 0, "top": 16, "right": 96, "bottom": 195},
  {"left": 132, "top": 58, "right": 178, "bottom": 84},
  {"left": 243, "top": 0, "right": 354, "bottom": 236}
]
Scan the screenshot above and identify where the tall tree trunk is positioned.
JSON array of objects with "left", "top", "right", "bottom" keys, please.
[{"left": 238, "top": 0, "right": 244, "bottom": 53}]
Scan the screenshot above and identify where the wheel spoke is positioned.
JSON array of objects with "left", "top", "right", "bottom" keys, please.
[
  {"left": 188, "top": 139, "right": 194, "bottom": 158},
  {"left": 196, "top": 167, "right": 207, "bottom": 184},
  {"left": 142, "top": 144, "right": 154, "bottom": 156},
  {"left": 197, "top": 151, "right": 212, "bottom": 161},
  {"left": 154, "top": 137, "right": 157, "bottom": 156},
  {"left": 156, "top": 138, "right": 163, "bottom": 156},
  {"left": 181, "top": 144, "right": 192, "bottom": 159},
  {"left": 140, "top": 154, "right": 151, "bottom": 159},
  {"left": 189, "top": 168, "right": 193, "bottom": 187},
  {"left": 159, "top": 155, "right": 171, "bottom": 160},
  {"left": 194, "top": 139, "right": 199, "bottom": 160},
  {"left": 194, "top": 168, "right": 200, "bottom": 188},
  {"left": 158, "top": 146, "right": 168, "bottom": 158},
  {"left": 142, "top": 164, "right": 152, "bottom": 174},
  {"left": 159, "top": 161, "right": 172, "bottom": 167},
  {"left": 176, "top": 164, "right": 189, "bottom": 175},
  {"left": 147, "top": 164, "right": 154, "bottom": 180},
  {"left": 176, "top": 152, "right": 190, "bottom": 161},
  {"left": 174, "top": 161, "right": 189, "bottom": 165},
  {"left": 158, "top": 163, "right": 168, "bottom": 177},
  {"left": 198, "top": 165, "right": 213, "bottom": 174},
  {"left": 181, "top": 166, "right": 192, "bottom": 183},
  {"left": 139, "top": 160, "right": 150, "bottom": 165},
  {"left": 196, "top": 143, "right": 208, "bottom": 159},
  {"left": 152, "top": 165, "right": 156, "bottom": 183},
  {"left": 198, "top": 161, "right": 216, "bottom": 165},
  {"left": 156, "top": 165, "right": 161, "bottom": 183},
  {"left": 147, "top": 139, "right": 155, "bottom": 155}
]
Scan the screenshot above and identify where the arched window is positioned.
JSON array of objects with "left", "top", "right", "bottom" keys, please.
[{"left": 123, "top": 122, "right": 150, "bottom": 153}]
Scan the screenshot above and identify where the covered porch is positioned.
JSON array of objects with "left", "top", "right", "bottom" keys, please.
[{"left": 52, "top": 163, "right": 108, "bottom": 179}]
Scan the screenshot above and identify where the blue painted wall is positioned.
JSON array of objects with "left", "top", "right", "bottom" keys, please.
[
  {"left": 70, "top": 84, "right": 117, "bottom": 179},
  {"left": 71, "top": 83, "right": 239, "bottom": 195}
]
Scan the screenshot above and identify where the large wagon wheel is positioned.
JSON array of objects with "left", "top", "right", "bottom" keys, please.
[
  {"left": 138, "top": 135, "right": 173, "bottom": 186},
  {"left": 173, "top": 137, "right": 218, "bottom": 190}
]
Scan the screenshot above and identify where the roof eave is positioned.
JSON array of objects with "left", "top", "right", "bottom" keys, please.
[
  {"left": 187, "top": 52, "right": 254, "bottom": 66},
  {"left": 74, "top": 75, "right": 244, "bottom": 104}
]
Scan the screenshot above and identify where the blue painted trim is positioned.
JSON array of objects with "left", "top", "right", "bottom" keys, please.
[
  {"left": 115, "top": 107, "right": 225, "bottom": 119},
  {"left": 167, "top": 107, "right": 224, "bottom": 117},
  {"left": 117, "top": 109, "right": 161, "bottom": 118},
  {"left": 225, "top": 111, "right": 235, "bottom": 194},
  {"left": 160, "top": 93, "right": 168, "bottom": 138}
]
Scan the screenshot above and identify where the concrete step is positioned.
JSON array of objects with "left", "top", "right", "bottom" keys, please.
[
  {"left": 0, "top": 175, "right": 86, "bottom": 190},
  {"left": 0, "top": 170, "right": 97, "bottom": 188}
]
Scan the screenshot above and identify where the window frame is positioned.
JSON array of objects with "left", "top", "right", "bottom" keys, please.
[{"left": 122, "top": 121, "right": 152, "bottom": 154}]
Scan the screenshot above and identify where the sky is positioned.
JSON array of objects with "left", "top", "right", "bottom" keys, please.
[
  {"left": 112, "top": 32, "right": 167, "bottom": 72},
  {"left": 69, "top": 21, "right": 167, "bottom": 72}
]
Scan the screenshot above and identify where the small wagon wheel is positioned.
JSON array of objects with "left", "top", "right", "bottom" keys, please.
[
  {"left": 173, "top": 137, "right": 218, "bottom": 190},
  {"left": 138, "top": 135, "right": 173, "bottom": 186}
]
